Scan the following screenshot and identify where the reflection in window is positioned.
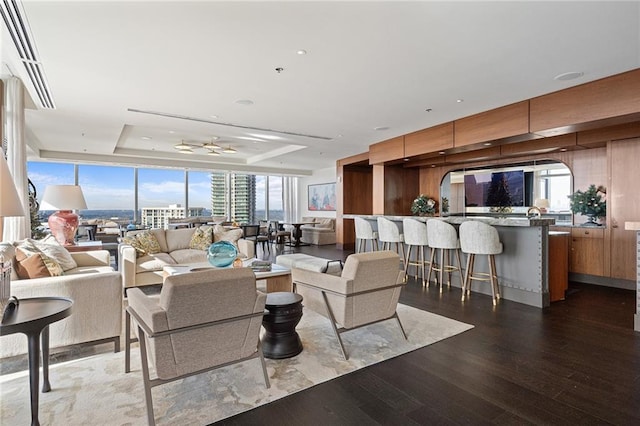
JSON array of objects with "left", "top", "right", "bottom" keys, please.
[{"left": 442, "top": 161, "right": 572, "bottom": 216}]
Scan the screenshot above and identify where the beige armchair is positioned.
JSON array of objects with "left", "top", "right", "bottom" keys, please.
[
  {"left": 125, "top": 268, "right": 269, "bottom": 426},
  {"left": 291, "top": 250, "right": 406, "bottom": 360}
]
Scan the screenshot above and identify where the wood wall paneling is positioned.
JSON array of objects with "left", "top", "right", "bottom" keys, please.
[
  {"left": 372, "top": 164, "right": 385, "bottom": 214},
  {"left": 337, "top": 151, "right": 369, "bottom": 167},
  {"left": 337, "top": 161, "right": 373, "bottom": 249},
  {"left": 577, "top": 121, "right": 640, "bottom": 147},
  {"left": 609, "top": 138, "right": 640, "bottom": 280},
  {"left": 404, "top": 122, "right": 454, "bottom": 157},
  {"left": 382, "top": 166, "right": 419, "bottom": 215},
  {"left": 530, "top": 68, "right": 640, "bottom": 134},
  {"left": 418, "top": 166, "right": 444, "bottom": 205},
  {"left": 549, "top": 233, "right": 569, "bottom": 301},
  {"left": 369, "top": 136, "right": 404, "bottom": 165},
  {"left": 454, "top": 101, "right": 530, "bottom": 147}
]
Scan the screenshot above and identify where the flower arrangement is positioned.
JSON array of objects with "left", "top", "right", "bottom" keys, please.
[
  {"left": 568, "top": 184, "right": 606, "bottom": 226},
  {"left": 411, "top": 194, "right": 437, "bottom": 216}
]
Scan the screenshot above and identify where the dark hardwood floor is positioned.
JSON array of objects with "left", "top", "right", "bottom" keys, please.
[{"left": 219, "top": 244, "right": 640, "bottom": 425}]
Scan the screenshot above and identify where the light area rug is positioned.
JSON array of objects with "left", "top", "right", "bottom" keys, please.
[{"left": 0, "top": 304, "right": 473, "bottom": 425}]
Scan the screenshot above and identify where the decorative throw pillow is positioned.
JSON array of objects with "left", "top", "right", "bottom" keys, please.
[
  {"left": 122, "top": 231, "right": 161, "bottom": 257},
  {"left": 213, "top": 225, "right": 242, "bottom": 249},
  {"left": 190, "top": 226, "right": 213, "bottom": 250},
  {"left": 14, "top": 243, "right": 64, "bottom": 279},
  {"left": 31, "top": 236, "right": 78, "bottom": 271},
  {"left": 315, "top": 218, "right": 334, "bottom": 229}
]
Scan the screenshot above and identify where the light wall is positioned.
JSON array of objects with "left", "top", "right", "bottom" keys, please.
[{"left": 298, "top": 166, "right": 336, "bottom": 219}]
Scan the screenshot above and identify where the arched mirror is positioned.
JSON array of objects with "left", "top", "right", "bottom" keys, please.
[{"left": 440, "top": 160, "right": 572, "bottom": 225}]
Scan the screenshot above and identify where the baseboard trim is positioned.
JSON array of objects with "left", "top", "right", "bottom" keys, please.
[{"left": 569, "top": 273, "right": 635, "bottom": 290}]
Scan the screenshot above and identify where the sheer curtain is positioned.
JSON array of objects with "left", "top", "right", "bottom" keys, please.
[
  {"left": 3, "top": 77, "right": 30, "bottom": 241},
  {"left": 283, "top": 176, "right": 299, "bottom": 223}
]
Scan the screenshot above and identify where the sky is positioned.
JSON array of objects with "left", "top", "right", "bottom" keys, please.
[{"left": 27, "top": 162, "right": 282, "bottom": 210}]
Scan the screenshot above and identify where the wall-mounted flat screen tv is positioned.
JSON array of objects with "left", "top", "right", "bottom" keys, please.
[{"left": 464, "top": 170, "right": 525, "bottom": 207}]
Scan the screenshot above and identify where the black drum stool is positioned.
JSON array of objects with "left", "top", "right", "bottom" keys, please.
[{"left": 261, "top": 292, "right": 303, "bottom": 359}]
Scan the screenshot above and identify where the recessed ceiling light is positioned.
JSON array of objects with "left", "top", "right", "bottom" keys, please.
[
  {"left": 297, "top": 49, "right": 307, "bottom": 55},
  {"left": 141, "top": 136, "right": 152, "bottom": 140},
  {"left": 559, "top": 148, "right": 568, "bottom": 152},
  {"left": 483, "top": 142, "right": 492, "bottom": 146},
  {"left": 403, "top": 158, "right": 409, "bottom": 162},
  {"left": 554, "top": 71, "right": 584, "bottom": 81},
  {"left": 456, "top": 99, "right": 464, "bottom": 103},
  {"left": 431, "top": 164, "right": 437, "bottom": 168},
  {"left": 168, "top": 130, "right": 175, "bottom": 134},
  {"left": 374, "top": 126, "right": 389, "bottom": 131},
  {"left": 235, "top": 99, "right": 254, "bottom": 106},
  {"left": 336, "top": 134, "right": 343, "bottom": 138},
  {"left": 438, "top": 151, "right": 446, "bottom": 155},
  {"left": 210, "top": 115, "right": 218, "bottom": 119}
]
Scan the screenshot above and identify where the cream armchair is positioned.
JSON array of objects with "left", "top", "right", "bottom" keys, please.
[
  {"left": 125, "top": 268, "right": 269, "bottom": 426},
  {"left": 291, "top": 250, "right": 406, "bottom": 360}
]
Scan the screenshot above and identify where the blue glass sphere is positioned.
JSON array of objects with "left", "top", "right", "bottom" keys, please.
[{"left": 207, "top": 241, "right": 238, "bottom": 267}]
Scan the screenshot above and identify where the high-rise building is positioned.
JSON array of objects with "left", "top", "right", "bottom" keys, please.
[
  {"left": 141, "top": 204, "right": 205, "bottom": 229},
  {"left": 210, "top": 173, "right": 256, "bottom": 224}
]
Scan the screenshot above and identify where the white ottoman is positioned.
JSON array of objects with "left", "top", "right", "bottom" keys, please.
[{"left": 276, "top": 253, "right": 343, "bottom": 276}]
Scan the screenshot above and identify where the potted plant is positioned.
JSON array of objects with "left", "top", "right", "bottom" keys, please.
[
  {"left": 568, "top": 184, "right": 606, "bottom": 226},
  {"left": 411, "top": 194, "right": 437, "bottom": 216}
]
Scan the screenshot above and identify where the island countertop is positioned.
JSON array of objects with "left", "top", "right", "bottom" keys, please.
[
  {"left": 344, "top": 214, "right": 557, "bottom": 308},
  {"left": 343, "top": 214, "right": 555, "bottom": 227}
]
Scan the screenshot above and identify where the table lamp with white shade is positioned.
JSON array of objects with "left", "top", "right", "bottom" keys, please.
[
  {"left": 1, "top": 153, "right": 25, "bottom": 316},
  {"left": 40, "top": 184, "right": 87, "bottom": 246},
  {"left": 534, "top": 198, "right": 550, "bottom": 213}
]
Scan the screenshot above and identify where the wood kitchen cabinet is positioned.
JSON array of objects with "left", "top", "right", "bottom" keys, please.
[{"left": 570, "top": 227, "right": 605, "bottom": 276}]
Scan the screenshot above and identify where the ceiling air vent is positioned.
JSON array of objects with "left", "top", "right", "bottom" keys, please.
[{"left": 1, "top": 0, "right": 55, "bottom": 109}]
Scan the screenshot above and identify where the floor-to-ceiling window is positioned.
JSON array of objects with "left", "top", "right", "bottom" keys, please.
[
  {"left": 138, "top": 168, "right": 186, "bottom": 229},
  {"left": 77, "top": 164, "right": 135, "bottom": 221},
  {"left": 188, "top": 171, "right": 213, "bottom": 217},
  {"left": 27, "top": 161, "right": 295, "bottom": 229},
  {"left": 268, "top": 176, "right": 284, "bottom": 220},
  {"left": 27, "top": 162, "right": 75, "bottom": 223}
]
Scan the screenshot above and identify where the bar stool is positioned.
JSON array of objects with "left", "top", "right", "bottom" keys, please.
[
  {"left": 376, "top": 217, "right": 405, "bottom": 268},
  {"left": 354, "top": 217, "right": 378, "bottom": 253},
  {"left": 426, "top": 219, "right": 463, "bottom": 292},
  {"left": 402, "top": 218, "right": 430, "bottom": 285},
  {"left": 459, "top": 221, "right": 503, "bottom": 305}
]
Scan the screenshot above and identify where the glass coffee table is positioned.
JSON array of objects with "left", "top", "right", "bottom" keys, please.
[{"left": 162, "top": 261, "right": 292, "bottom": 293}]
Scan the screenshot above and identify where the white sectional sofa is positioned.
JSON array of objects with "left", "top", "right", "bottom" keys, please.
[
  {"left": 300, "top": 217, "right": 336, "bottom": 245},
  {"left": 0, "top": 241, "right": 122, "bottom": 359},
  {"left": 119, "top": 225, "right": 254, "bottom": 290}
]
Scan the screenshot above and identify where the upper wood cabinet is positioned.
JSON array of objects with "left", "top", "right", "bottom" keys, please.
[
  {"left": 404, "top": 122, "right": 454, "bottom": 157},
  {"left": 530, "top": 68, "right": 640, "bottom": 135},
  {"left": 369, "top": 136, "right": 404, "bottom": 165},
  {"left": 454, "top": 101, "right": 531, "bottom": 147}
]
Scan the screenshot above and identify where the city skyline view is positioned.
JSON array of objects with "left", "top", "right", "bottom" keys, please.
[{"left": 28, "top": 162, "right": 284, "bottom": 212}]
